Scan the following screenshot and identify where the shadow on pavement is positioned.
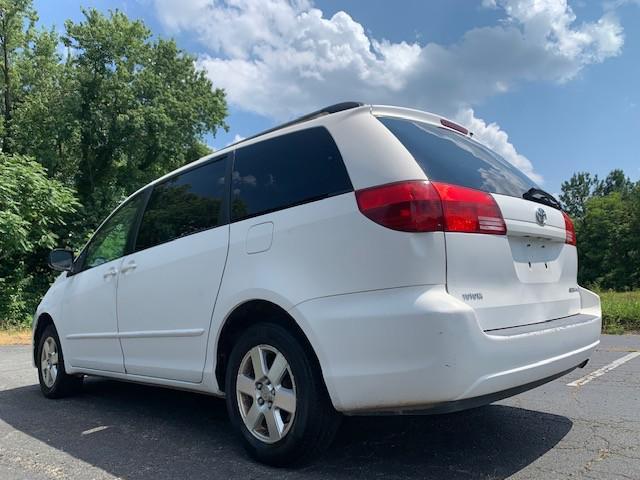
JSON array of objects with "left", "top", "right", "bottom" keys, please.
[{"left": 0, "top": 377, "right": 572, "bottom": 479}]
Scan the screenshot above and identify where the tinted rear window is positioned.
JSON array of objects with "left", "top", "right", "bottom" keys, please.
[
  {"left": 231, "top": 127, "right": 352, "bottom": 221},
  {"left": 135, "top": 157, "right": 227, "bottom": 251},
  {"left": 378, "top": 116, "right": 538, "bottom": 197}
]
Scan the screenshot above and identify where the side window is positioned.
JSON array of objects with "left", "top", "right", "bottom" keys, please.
[
  {"left": 231, "top": 127, "right": 352, "bottom": 221},
  {"left": 135, "top": 157, "right": 227, "bottom": 252},
  {"left": 82, "top": 194, "right": 145, "bottom": 270}
]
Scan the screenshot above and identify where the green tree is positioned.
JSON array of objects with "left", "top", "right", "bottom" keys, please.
[
  {"left": 59, "top": 9, "right": 227, "bottom": 225},
  {"left": 0, "top": 0, "right": 38, "bottom": 152},
  {"left": 0, "top": 5, "right": 229, "bottom": 327},
  {"left": 576, "top": 192, "right": 638, "bottom": 290},
  {"left": 560, "top": 169, "right": 639, "bottom": 290},
  {"left": 12, "top": 27, "right": 76, "bottom": 178},
  {"left": 0, "top": 154, "right": 79, "bottom": 326},
  {"left": 560, "top": 172, "right": 599, "bottom": 219},
  {"left": 628, "top": 182, "right": 640, "bottom": 287},
  {"left": 593, "top": 169, "right": 634, "bottom": 197}
]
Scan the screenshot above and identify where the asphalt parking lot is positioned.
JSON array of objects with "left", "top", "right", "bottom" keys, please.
[{"left": 1, "top": 335, "right": 639, "bottom": 480}]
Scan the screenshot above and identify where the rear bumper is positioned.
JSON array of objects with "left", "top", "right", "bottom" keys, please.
[
  {"left": 354, "top": 363, "right": 586, "bottom": 416},
  {"left": 292, "top": 285, "right": 601, "bottom": 413}
]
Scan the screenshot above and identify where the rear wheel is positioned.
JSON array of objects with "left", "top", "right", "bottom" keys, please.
[
  {"left": 225, "top": 322, "right": 340, "bottom": 466},
  {"left": 37, "top": 325, "right": 83, "bottom": 398}
]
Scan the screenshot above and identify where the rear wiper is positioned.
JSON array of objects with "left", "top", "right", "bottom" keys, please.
[{"left": 522, "top": 187, "right": 562, "bottom": 210}]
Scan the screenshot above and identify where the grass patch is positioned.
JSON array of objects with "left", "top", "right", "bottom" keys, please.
[
  {"left": 0, "top": 327, "right": 31, "bottom": 345},
  {"left": 599, "top": 290, "right": 640, "bottom": 334}
]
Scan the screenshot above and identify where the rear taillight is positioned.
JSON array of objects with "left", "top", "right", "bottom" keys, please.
[
  {"left": 355, "top": 180, "right": 444, "bottom": 232},
  {"left": 563, "top": 211, "right": 577, "bottom": 245},
  {"left": 431, "top": 182, "right": 506, "bottom": 235},
  {"left": 355, "top": 180, "right": 506, "bottom": 235}
]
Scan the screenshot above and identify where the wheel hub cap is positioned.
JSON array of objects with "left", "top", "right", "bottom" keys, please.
[
  {"left": 236, "top": 344, "right": 297, "bottom": 444},
  {"left": 40, "top": 336, "right": 59, "bottom": 388}
]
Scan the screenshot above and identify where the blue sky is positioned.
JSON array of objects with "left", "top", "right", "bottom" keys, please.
[{"left": 35, "top": 0, "right": 640, "bottom": 195}]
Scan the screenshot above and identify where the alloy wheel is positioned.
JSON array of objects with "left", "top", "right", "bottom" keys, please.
[
  {"left": 41, "top": 336, "right": 59, "bottom": 388},
  {"left": 236, "top": 344, "right": 297, "bottom": 443}
]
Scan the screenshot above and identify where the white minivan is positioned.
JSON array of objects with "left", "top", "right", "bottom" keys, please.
[{"left": 34, "top": 102, "right": 601, "bottom": 466}]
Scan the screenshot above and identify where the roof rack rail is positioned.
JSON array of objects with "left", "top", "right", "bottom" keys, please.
[{"left": 230, "top": 101, "right": 364, "bottom": 147}]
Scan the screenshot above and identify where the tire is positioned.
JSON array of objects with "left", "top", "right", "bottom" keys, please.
[
  {"left": 225, "top": 322, "right": 341, "bottom": 466},
  {"left": 37, "top": 325, "right": 83, "bottom": 399}
]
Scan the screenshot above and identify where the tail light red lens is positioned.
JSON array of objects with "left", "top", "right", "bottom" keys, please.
[
  {"left": 355, "top": 181, "right": 444, "bottom": 232},
  {"left": 355, "top": 180, "right": 506, "bottom": 235},
  {"left": 431, "top": 182, "right": 506, "bottom": 235},
  {"left": 563, "top": 211, "right": 577, "bottom": 245}
]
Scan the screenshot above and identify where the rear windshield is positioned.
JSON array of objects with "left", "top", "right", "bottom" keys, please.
[{"left": 378, "top": 116, "right": 538, "bottom": 198}]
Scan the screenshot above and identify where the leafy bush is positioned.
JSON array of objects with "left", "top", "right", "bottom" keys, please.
[{"left": 0, "top": 155, "right": 79, "bottom": 327}]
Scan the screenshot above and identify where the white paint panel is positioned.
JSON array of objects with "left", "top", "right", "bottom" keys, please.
[
  {"left": 246, "top": 222, "right": 274, "bottom": 254},
  {"left": 325, "top": 109, "right": 427, "bottom": 189},
  {"left": 61, "top": 260, "right": 125, "bottom": 372},
  {"left": 215, "top": 193, "right": 446, "bottom": 315},
  {"left": 116, "top": 225, "right": 229, "bottom": 383}
]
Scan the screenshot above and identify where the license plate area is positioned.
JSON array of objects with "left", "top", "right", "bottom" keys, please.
[{"left": 509, "top": 237, "right": 563, "bottom": 283}]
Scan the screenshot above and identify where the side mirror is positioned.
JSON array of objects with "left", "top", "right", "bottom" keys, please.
[{"left": 48, "top": 249, "right": 75, "bottom": 272}]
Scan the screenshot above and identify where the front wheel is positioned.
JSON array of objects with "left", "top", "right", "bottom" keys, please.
[
  {"left": 37, "top": 325, "right": 83, "bottom": 398},
  {"left": 225, "top": 322, "right": 340, "bottom": 466}
]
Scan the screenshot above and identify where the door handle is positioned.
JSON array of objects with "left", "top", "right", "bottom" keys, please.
[
  {"left": 120, "top": 261, "right": 137, "bottom": 274},
  {"left": 103, "top": 267, "right": 118, "bottom": 279}
]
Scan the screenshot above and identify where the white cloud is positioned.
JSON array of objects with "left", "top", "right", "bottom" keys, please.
[
  {"left": 226, "top": 133, "right": 246, "bottom": 146},
  {"left": 456, "top": 108, "right": 541, "bottom": 182},
  {"left": 484, "top": 0, "right": 623, "bottom": 67},
  {"left": 148, "top": 0, "right": 625, "bottom": 183},
  {"left": 604, "top": 0, "right": 640, "bottom": 10}
]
